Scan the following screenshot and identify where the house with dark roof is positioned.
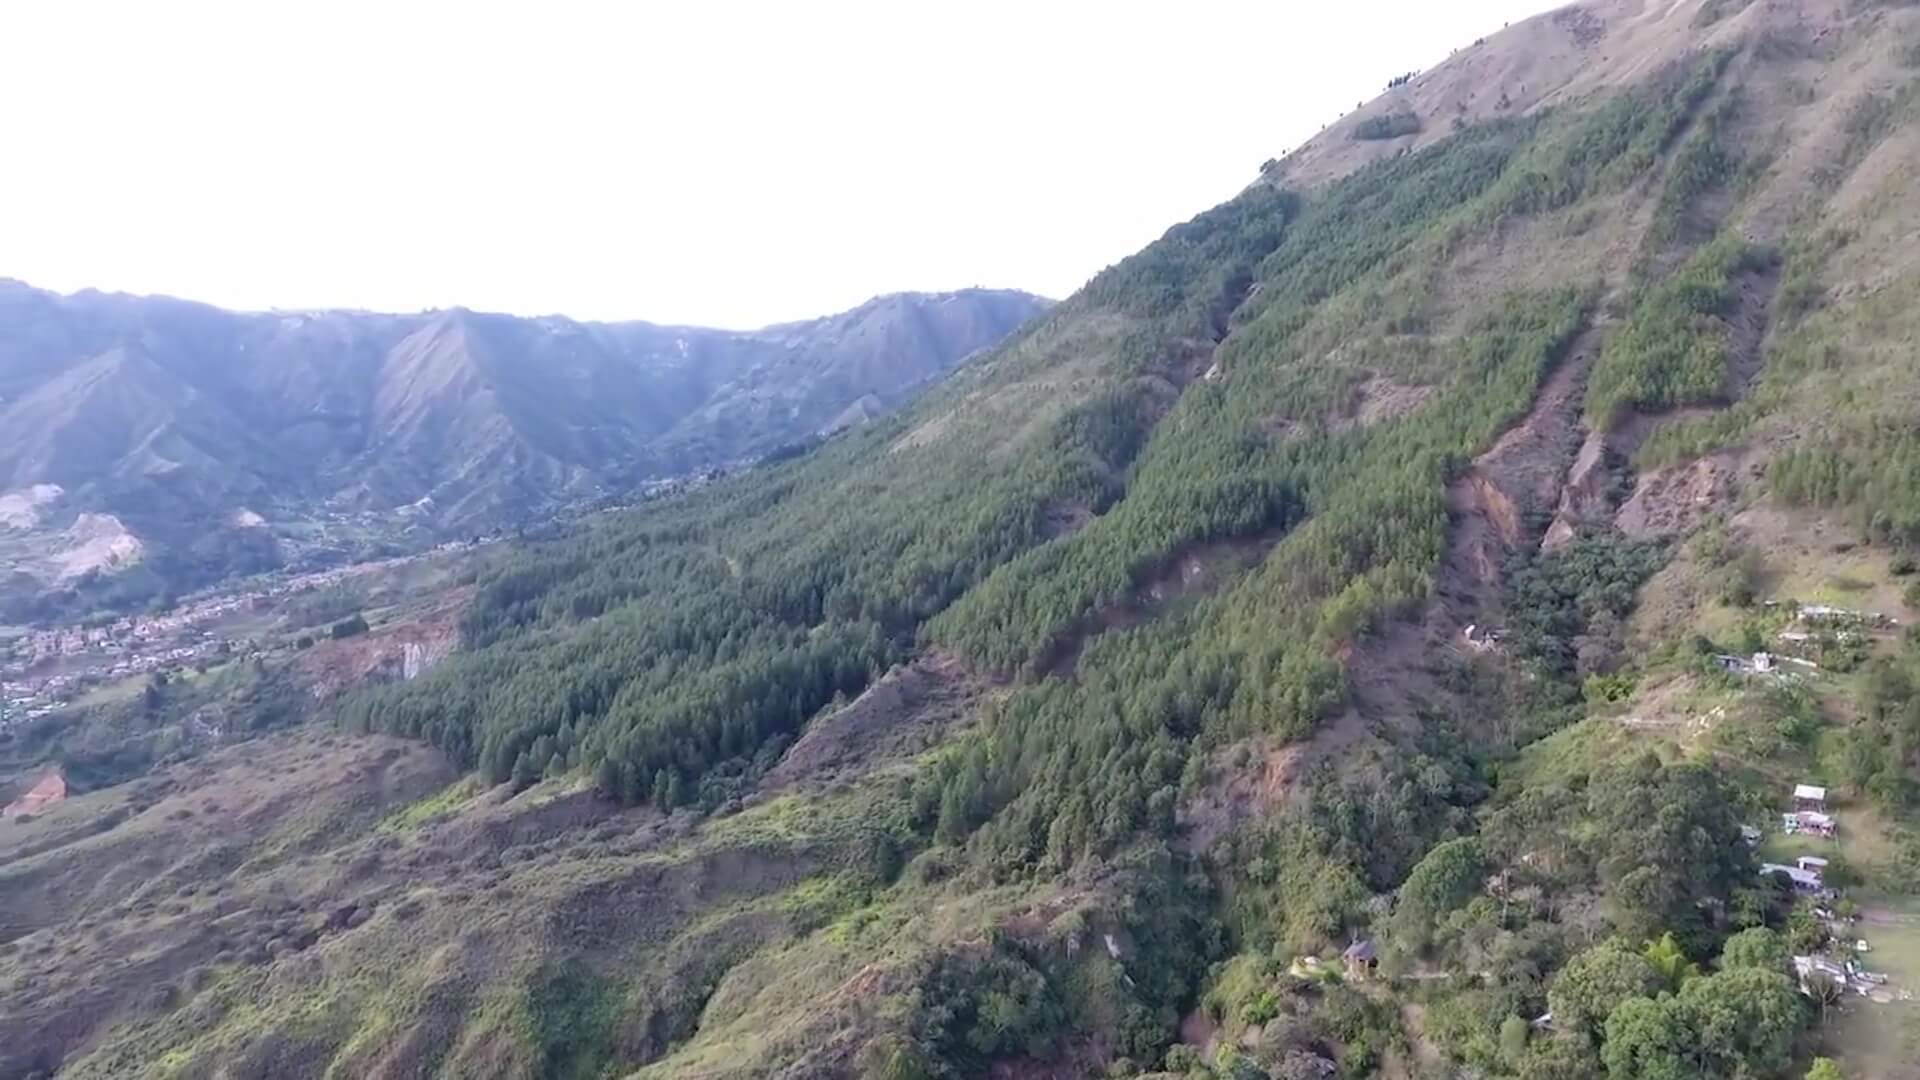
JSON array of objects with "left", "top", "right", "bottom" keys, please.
[{"left": 1343, "top": 939, "right": 1378, "bottom": 980}]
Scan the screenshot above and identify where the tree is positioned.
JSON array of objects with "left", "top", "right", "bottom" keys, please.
[
  {"left": 1717, "top": 927, "right": 1786, "bottom": 974},
  {"left": 1676, "top": 968, "right": 1804, "bottom": 1077},
  {"left": 1549, "top": 941, "right": 1662, "bottom": 1035},
  {"left": 1803, "top": 970, "right": 1845, "bottom": 1027},
  {"left": 1786, "top": 903, "right": 1828, "bottom": 955},
  {"left": 1402, "top": 837, "right": 1487, "bottom": 913},
  {"left": 1518, "top": 1035, "right": 1604, "bottom": 1080},
  {"left": 510, "top": 751, "right": 539, "bottom": 790},
  {"left": 1600, "top": 996, "right": 1693, "bottom": 1080},
  {"left": 1501, "top": 1014, "right": 1532, "bottom": 1065},
  {"left": 857, "top": 1036, "right": 934, "bottom": 1080},
  {"left": 1806, "top": 1058, "right": 1845, "bottom": 1080},
  {"left": 1642, "top": 933, "right": 1701, "bottom": 989},
  {"left": 1391, "top": 837, "right": 1487, "bottom": 951}
]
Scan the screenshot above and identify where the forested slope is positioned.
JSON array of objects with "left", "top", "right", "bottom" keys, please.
[{"left": 11, "top": 0, "right": 1920, "bottom": 1077}]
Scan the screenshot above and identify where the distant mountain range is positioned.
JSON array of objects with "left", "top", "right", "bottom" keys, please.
[{"left": 0, "top": 282, "right": 1048, "bottom": 608}]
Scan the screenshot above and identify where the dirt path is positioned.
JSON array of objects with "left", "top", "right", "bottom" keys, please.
[{"left": 1398, "top": 1001, "right": 1450, "bottom": 1078}]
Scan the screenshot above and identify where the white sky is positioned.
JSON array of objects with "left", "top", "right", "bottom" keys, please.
[{"left": 0, "top": 0, "right": 1557, "bottom": 330}]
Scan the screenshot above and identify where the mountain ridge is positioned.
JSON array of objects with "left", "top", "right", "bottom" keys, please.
[{"left": 0, "top": 280, "right": 1050, "bottom": 610}]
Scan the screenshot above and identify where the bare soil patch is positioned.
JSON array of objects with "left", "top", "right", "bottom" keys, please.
[
  {"left": 294, "top": 585, "right": 471, "bottom": 700},
  {"left": 1179, "top": 739, "right": 1308, "bottom": 853},
  {"left": 1036, "top": 530, "right": 1280, "bottom": 680},
  {"left": 1334, "top": 377, "right": 1437, "bottom": 433},
  {"left": 761, "top": 652, "right": 987, "bottom": 791}
]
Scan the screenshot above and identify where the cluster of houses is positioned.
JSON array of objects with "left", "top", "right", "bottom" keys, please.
[
  {"left": 1784, "top": 603, "right": 1899, "bottom": 629},
  {"left": 1781, "top": 783, "right": 1839, "bottom": 839},
  {"left": 0, "top": 640, "right": 233, "bottom": 727},
  {"left": 1754, "top": 784, "right": 1903, "bottom": 1002},
  {"left": 1710, "top": 602, "right": 1909, "bottom": 679},
  {"left": 0, "top": 540, "right": 494, "bottom": 730},
  {"left": 1793, "top": 952, "right": 1891, "bottom": 1000},
  {"left": 1714, "top": 650, "right": 1820, "bottom": 679}
]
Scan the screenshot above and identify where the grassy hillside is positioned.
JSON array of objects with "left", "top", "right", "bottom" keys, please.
[{"left": 10, "top": 0, "right": 1920, "bottom": 1077}]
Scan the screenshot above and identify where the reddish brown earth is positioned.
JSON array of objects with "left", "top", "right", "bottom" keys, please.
[
  {"left": 294, "top": 586, "right": 470, "bottom": 700},
  {"left": 2, "top": 771, "right": 67, "bottom": 818},
  {"left": 760, "top": 651, "right": 987, "bottom": 792}
]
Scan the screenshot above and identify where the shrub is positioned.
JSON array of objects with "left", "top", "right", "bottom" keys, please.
[{"left": 1353, "top": 111, "right": 1422, "bottom": 141}]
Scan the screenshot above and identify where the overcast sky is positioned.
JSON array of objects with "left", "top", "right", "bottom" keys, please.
[{"left": 0, "top": 0, "right": 1557, "bottom": 329}]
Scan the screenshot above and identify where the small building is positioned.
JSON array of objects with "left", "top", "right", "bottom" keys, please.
[
  {"left": 1794, "top": 784, "right": 1828, "bottom": 813},
  {"left": 1793, "top": 954, "right": 1850, "bottom": 995},
  {"left": 1715, "top": 653, "right": 1789, "bottom": 678},
  {"left": 1797, "top": 855, "right": 1831, "bottom": 874},
  {"left": 1761, "top": 862, "right": 1826, "bottom": 895},
  {"left": 1783, "top": 810, "right": 1837, "bottom": 839},
  {"left": 1343, "top": 939, "right": 1378, "bottom": 980},
  {"left": 1462, "top": 624, "right": 1502, "bottom": 653}
]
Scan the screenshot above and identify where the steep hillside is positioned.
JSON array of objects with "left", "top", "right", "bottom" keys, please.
[
  {"left": 10, "top": 1, "right": 1920, "bottom": 1078},
  {"left": 0, "top": 285, "right": 1049, "bottom": 612}
]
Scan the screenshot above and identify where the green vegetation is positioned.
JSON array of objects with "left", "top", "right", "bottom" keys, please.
[
  {"left": 0, "top": 288, "right": 1050, "bottom": 621},
  {"left": 1585, "top": 235, "right": 1770, "bottom": 428},
  {"left": 1648, "top": 94, "right": 1744, "bottom": 250},
  {"left": 1694, "top": 0, "right": 1755, "bottom": 28},
  {"left": 1483, "top": 50, "right": 1732, "bottom": 220},
  {"left": 1504, "top": 533, "right": 1668, "bottom": 678},
  {"left": 1830, "top": 644, "right": 1920, "bottom": 816},
  {"left": 1, "top": 659, "right": 304, "bottom": 791},
  {"left": 1600, "top": 966, "right": 1803, "bottom": 1078},
  {"left": 1352, "top": 110, "right": 1422, "bottom": 141},
  {"left": 524, "top": 963, "right": 621, "bottom": 1080},
  {"left": 22, "top": 15, "right": 1920, "bottom": 1077},
  {"left": 1772, "top": 420, "right": 1920, "bottom": 548},
  {"left": 315, "top": 59, "right": 1865, "bottom": 1075}
]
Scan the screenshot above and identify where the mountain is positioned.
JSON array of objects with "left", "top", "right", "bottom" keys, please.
[
  {"left": 10, "top": 0, "right": 1920, "bottom": 1078},
  {"left": 0, "top": 284, "right": 1049, "bottom": 607}
]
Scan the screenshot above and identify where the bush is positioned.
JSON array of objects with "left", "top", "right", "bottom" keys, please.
[
  {"left": 1353, "top": 110, "right": 1422, "bottom": 141},
  {"left": 330, "top": 615, "right": 370, "bottom": 640}
]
